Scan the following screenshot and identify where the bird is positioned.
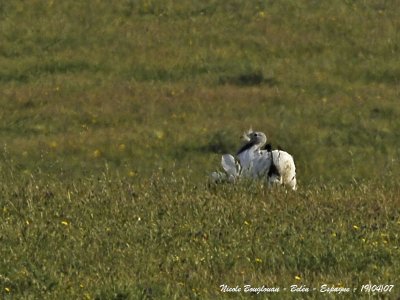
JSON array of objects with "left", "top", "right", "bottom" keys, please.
[
  {"left": 236, "top": 129, "right": 297, "bottom": 190},
  {"left": 211, "top": 129, "right": 297, "bottom": 191}
]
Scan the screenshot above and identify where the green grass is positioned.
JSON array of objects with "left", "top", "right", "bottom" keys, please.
[
  {"left": 1, "top": 173, "right": 399, "bottom": 299},
  {"left": 1, "top": 0, "right": 400, "bottom": 298}
]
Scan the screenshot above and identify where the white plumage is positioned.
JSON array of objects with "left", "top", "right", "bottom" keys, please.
[{"left": 211, "top": 129, "right": 297, "bottom": 190}]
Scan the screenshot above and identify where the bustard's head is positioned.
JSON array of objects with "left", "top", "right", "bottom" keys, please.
[{"left": 237, "top": 129, "right": 267, "bottom": 155}]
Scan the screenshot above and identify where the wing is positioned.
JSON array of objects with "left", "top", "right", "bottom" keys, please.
[
  {"left": 252, "top": 152, "right": 271, "bottom": 178},
  {"left": 272, "top": 150, "right": 297, "bottom": 190},
  {"left": 221, "top": 154, "right": 239, "bottom": 177},
  {"left": 237, "top": 148, "right": 257, "bottom": 177}
]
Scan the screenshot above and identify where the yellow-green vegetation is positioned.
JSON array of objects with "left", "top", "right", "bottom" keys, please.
[{"left": 1, "top": 0, "right": 399, "bottom": 299}]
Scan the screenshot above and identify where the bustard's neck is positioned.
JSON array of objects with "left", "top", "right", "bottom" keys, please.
[{"left": 237, "top": 140, "right": 263, "bottom": 155}]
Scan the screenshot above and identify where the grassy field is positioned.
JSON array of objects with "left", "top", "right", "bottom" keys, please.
[{"left": 1, "top": 0, "right": 400, "bottom": 298}]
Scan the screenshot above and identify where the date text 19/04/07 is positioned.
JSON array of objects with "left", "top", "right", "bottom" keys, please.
[{"left": 360, "top": 284, "right": 394, "bottom": 293}]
